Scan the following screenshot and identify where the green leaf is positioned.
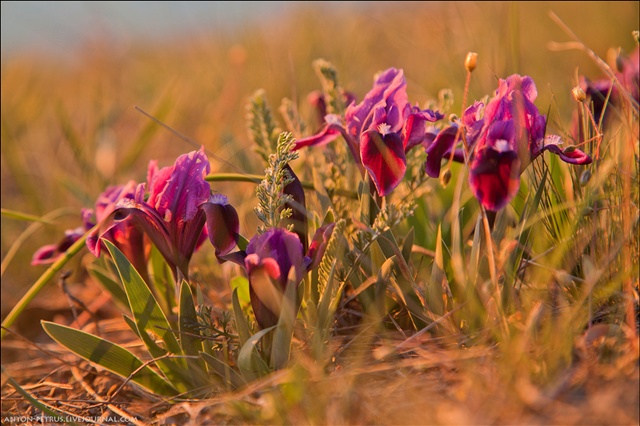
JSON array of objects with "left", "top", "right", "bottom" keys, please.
[
  {"left": 270, "top": 267, "right": 300, "bottom": 370},
  {"left": 401, "top": 227, "right": 415, "bottom": 265},
  {"left": 105, "top": 240, "right": 181, "bottom": 355},
  {"left": 428, "top": 225, "right": 446, "bottom": 316},
  {"left": 178, "top": 281, "right": 209, "bottom": 389},
  {"left": 104, "top": 240, "right": 196, "bottom": 393},
  {"left": 148, "top": 243, "right": 174, "bottom": 315},
  {"left": 200, "top": 351, "right": 246, "bottom": 390},
  {"left": 237, "top": 326, "right": 274, "bottom": 381},
  {"left": 42, "top": 321, "right": 177, "bottom": 396},
  {"left": 230, "top": 276, "right": 251, "bottom": 308},
  {"left": 179, "top": 281, "right": 202, "bottom": 356},
  {"left": 87, "top": 262, "right": 129, "bottom": 311},
  {"left": 232, "top": 287, "right": 252, "bottom": 347}
]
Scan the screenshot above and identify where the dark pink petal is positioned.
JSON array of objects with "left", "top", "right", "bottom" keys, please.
[
  {"left": 469, "top": 148, "right": 521, "bottom": 212},
  {"left": 424, "top": 124, "right": 460, "bottom": 178},
  {"left": 539, "top": 143, "right": 593, "bottom": 165},
  {"left": 148, "top": 147, "right": 211, "bottom": 223},
  {"left": 283, "top": 165, "right": 307, "bottom": 251},
  {"left": 361, "top": 130, "right": 406, "bottom": 196},
  {"left": 88, "top": 202, "right": 177, "bottom": 274},
  {"left": 403, "top": 109, "right": 445, "bottom": 151},
  {"left": 246, "top": 255, "right": 282, "bottom": 330},
  {"left": 201, "top": 194, "right": 240, "bottom": 258},
  {"left": 245, "top": 228, "right": 304, "bottom": 290},
  {"left": 31, "top": 245, "right": 58, "bottom": 265},
  {"left": 462, "top": 102, "right": 485, "bottom": 149},
  {"left": 294, "top": 121, "right": 343, "bottom": 149},
  {"left": 245, "top": 228, "right": 304, "bottom": 329},
  {"left": 305, "top": 222, "right": 336, "bottom": 270},
  {"left": 345, "top": 68, "right": 406, "bottom": 139},
  {"left": 32, "top": 227, "right": 86, "bottom": 265}
]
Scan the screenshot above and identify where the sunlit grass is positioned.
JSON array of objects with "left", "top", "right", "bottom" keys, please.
[{"left": 1, "top": 2, "right": 638, "bottom": 424}]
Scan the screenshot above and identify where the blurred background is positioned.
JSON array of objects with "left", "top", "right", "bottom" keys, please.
[{"left": 1, "top": 1, "right": 638, "bottom": 327}]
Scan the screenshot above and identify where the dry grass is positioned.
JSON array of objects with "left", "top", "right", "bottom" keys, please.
[{"left": 2, "top": 2, "right": 639, "bottom": 424}]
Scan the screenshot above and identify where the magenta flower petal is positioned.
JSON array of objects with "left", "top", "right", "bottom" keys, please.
[
  {"left": 294, "top": 120, "right": 344, "bottom": 149},
  {"left": 539, "top": 142, "right": 593, "bottom": 165},
  {"left": 346, "top": 68, "right": 408, "bottom": 139},
  {"left": 361, "top": 129, "right": 406, "bottom": 196},
  {"left": 469, "top": 148, "right": 521, "bottom": 212},
  {"left": 283, "top": 165, "right": 308, "bottom": 251},
  {"left": 403, "top": 108, "right": 445, "bottom": 151},
  {"left": 424, "top": 124, "right": 460, "bottom": 178},
  {"left": 305, "top": 222, "right": 336, "bottom": 270},
  {"left": 201, "top": 194, "right": 240, "bottom": 258},
  {"left": 297, "top": 67, "right": 443, "bottom": 197},
  {"left": 147, "top": 147, "right": 211, "bottom": 223},
  {"left": 245, "top": 228, "right": 304, "bottom": 329},
  {"left": 31, "top": 227, "right": 84, "bottom": 265}
]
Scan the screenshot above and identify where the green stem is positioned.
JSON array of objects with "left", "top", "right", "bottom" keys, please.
[{"left": 0, "top": 226, "right": 95, "bottom": 340}]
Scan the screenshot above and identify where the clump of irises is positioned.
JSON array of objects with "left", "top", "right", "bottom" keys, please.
[{"left": 34, "top": 53, "right": 596, "bottom": 329}]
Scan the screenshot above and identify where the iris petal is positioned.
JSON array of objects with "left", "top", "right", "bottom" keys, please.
[{"left": 361, "top": 130, "right": 406, "bottom": 196}]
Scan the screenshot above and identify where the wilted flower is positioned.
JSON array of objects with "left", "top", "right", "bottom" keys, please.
[
  {"left": 426, "top": 74, "right": 592, "bottom": 211},
  {"left": 88, "top": 147, "right": 239, "bottom": 280},
  {"left": 295, "top": 68, "right": 443, "bottom": 196}
]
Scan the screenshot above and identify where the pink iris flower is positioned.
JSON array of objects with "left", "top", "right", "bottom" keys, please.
[
  {"left": 32, "top": 181, "right": 147, "bottom": 276},
  {"left": 88, "top": 147, "right": 239, "bottom": 280},
  {"left": 425, "top": 74, "right": 592, "bottom": 211},
  {"left": 240, "top": 223, "right": 335, "bottom": 330},
  {"left": 295, "top": 68, "right": 443, "bottom": 196}
]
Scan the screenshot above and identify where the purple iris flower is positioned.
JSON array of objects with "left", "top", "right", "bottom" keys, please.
[
  {"left": 295, "top": 68, "right": 443, "bottom": 196},
  {"left": 88, "top": 147, "right": 239, "bottom": 280},
  {"left": 228, "top": 223, "right": 335, "bottom": 330},
  {"left": 32, "top": 181, "right": 147, "bottom": 276},
  {"left": 576, "top": 46, "right": 639, "bottom": 133},
  {"left": 425, "top": 74, "right": 592, "bottom": 212}
]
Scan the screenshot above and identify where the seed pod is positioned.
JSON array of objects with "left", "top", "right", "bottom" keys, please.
[
  {"left": 440, "top": 169, "right": 452, "bottom": 187},
  {"left": 572, "top": 86, "right": 587, "bottom": 103},
  {"left": 465, "top": 52, "right": 478, "bottom": 73}
]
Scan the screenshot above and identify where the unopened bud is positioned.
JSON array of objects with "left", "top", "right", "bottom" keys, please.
[
  {"left": 440, "top": 169, "right": 452, "bottom": 187},
  {"left": 572, "top": 86, "right": 587, "bottom": 103},
  {"left": 633, "top": 30, "right": 639, "bottom": 44},
  {"left": 580, "top": 169, "right": 592, "bottom": 186},
  {"left": 465, "top": 52, "right": 478, "bottom": 73},
  {"left": 563, "top": 146, "right": 576, "bottom": 154},
  {"left": 449, "top": 113, "right": 459, "bottom": 123}
]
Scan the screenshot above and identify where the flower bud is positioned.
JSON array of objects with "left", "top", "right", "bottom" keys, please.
[
  {"left": 440, "top": 169, "right": 452, "bottom": 187},
  {"left": 465, "top": 52, "right": 478, "bottom": 73},
  {"left": 633, "top": 30, "right": 639, "bottom": 44},
  {"left": 449, "top": 113, "right": 459, "bottom": 123},
  {"left": 572, "top": 86, "right": 587, "bottom": 103}
]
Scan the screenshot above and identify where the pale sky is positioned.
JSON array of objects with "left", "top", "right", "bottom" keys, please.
[{"left": 0, "top": 1, "right": 330, "bottom": 58}]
